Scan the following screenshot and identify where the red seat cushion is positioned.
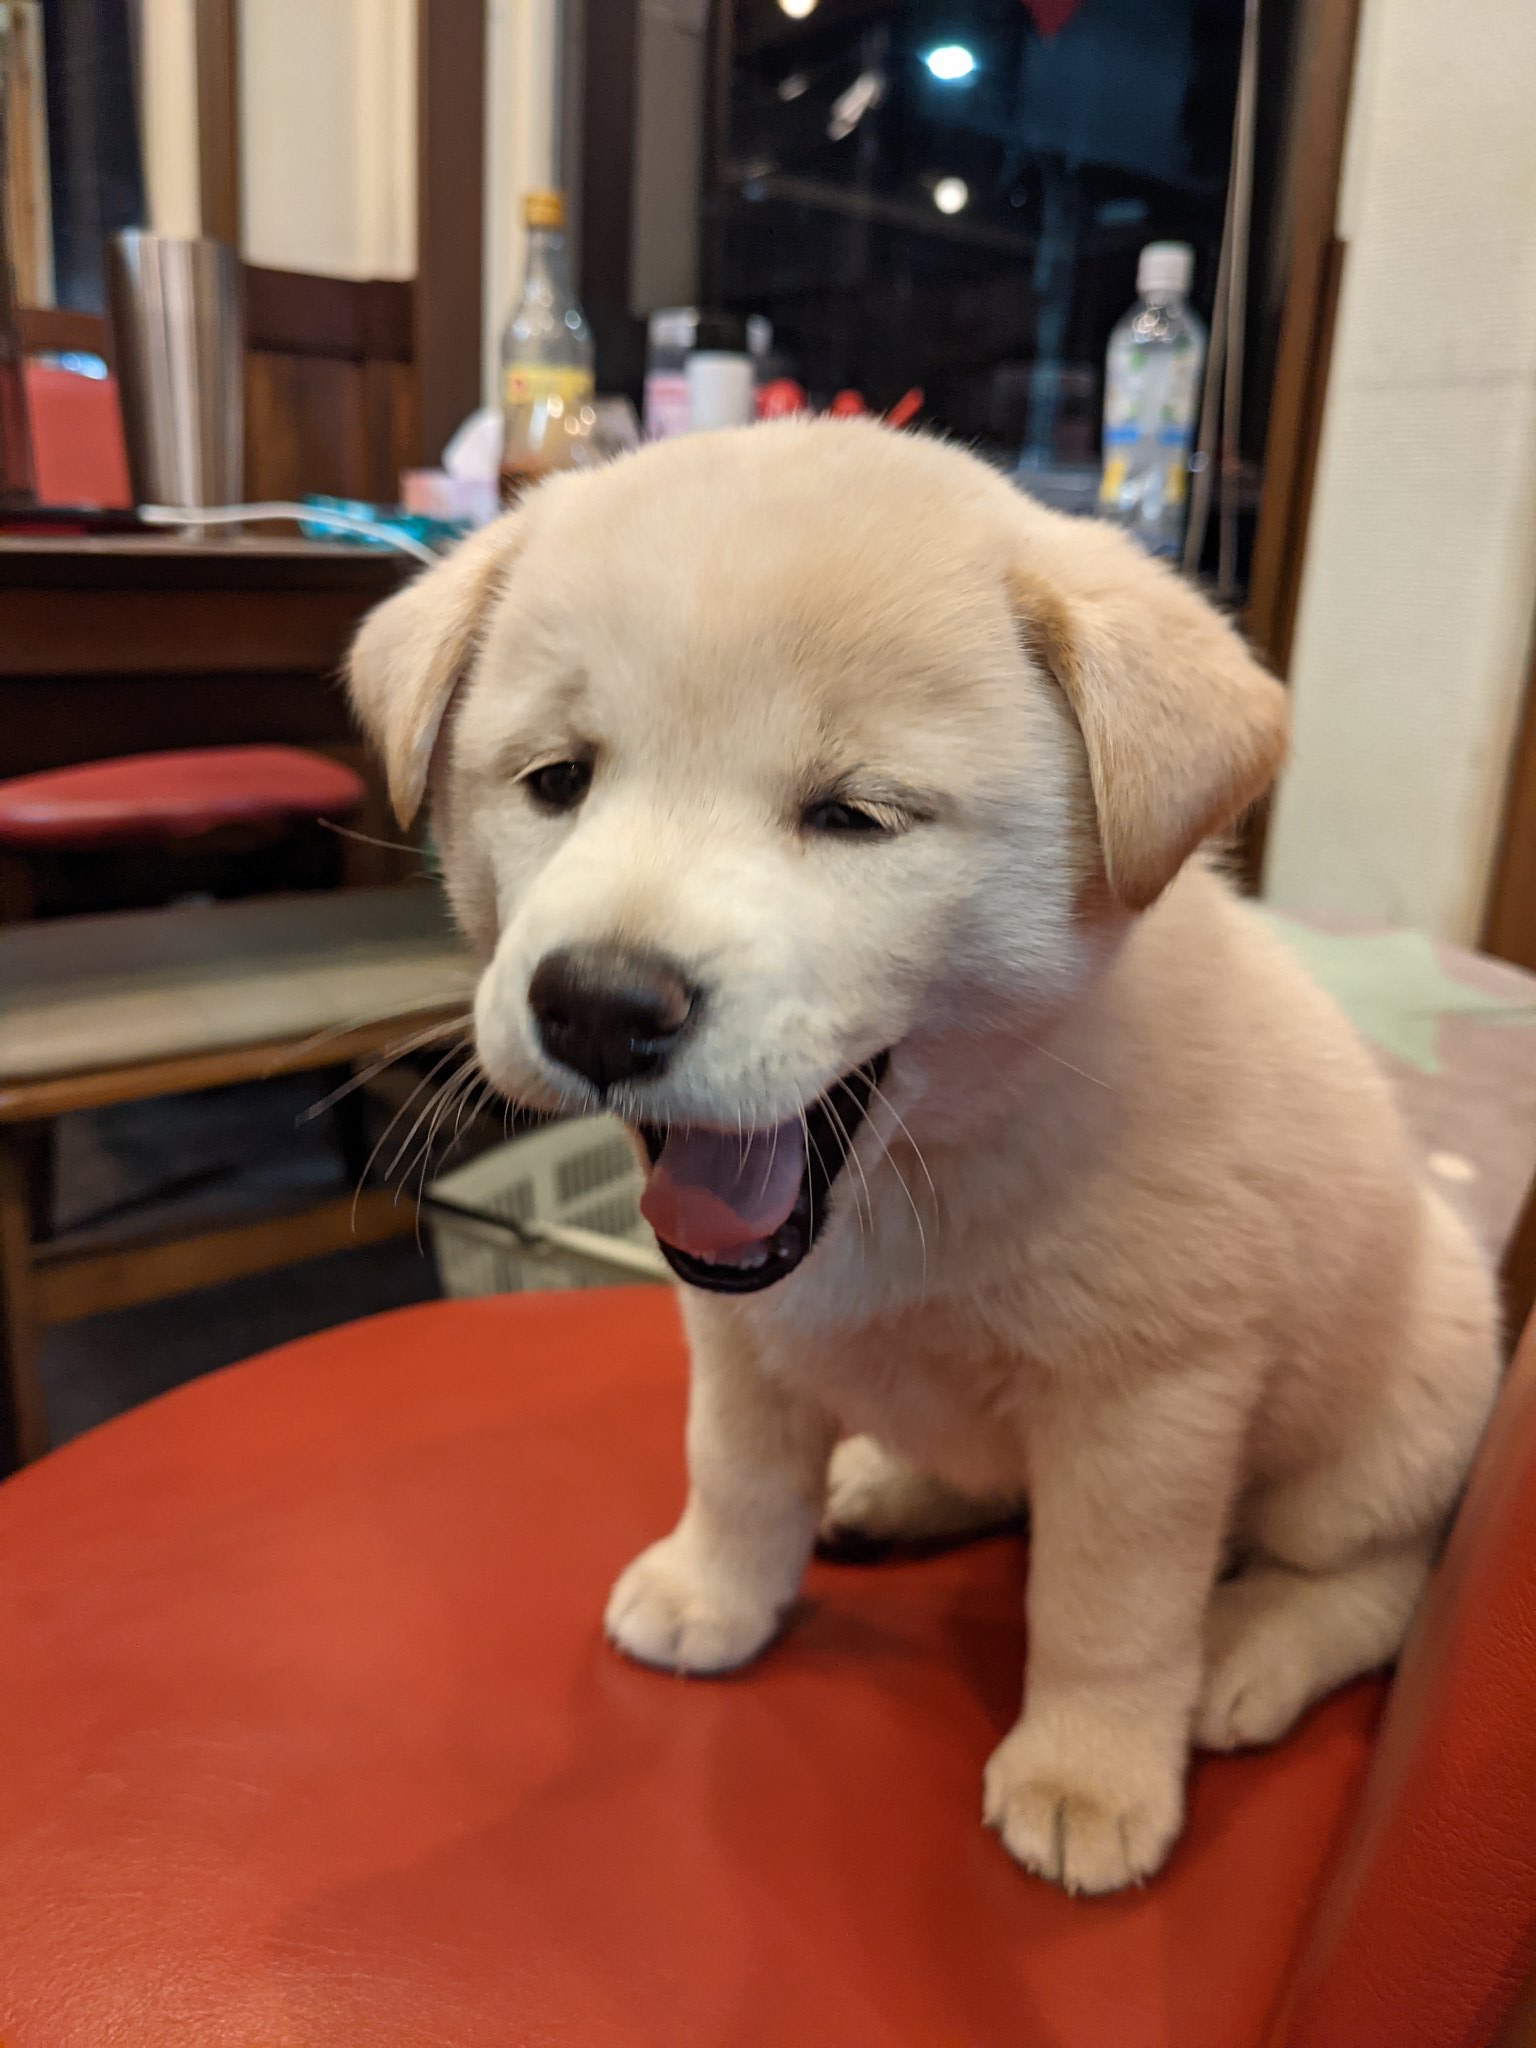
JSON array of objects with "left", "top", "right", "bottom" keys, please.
[
  {"left": 0, "top": 747, "right": 365, "bottom": 849},
  {"left": 0, "top": 1293, "right": 1383, "bottom": 2047}
]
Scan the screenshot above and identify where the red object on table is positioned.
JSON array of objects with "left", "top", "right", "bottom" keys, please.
[
  {"left": 0, "top": 745, "right": 365, "bottom": 849},
  {"left": 1020, "top": 0, "right": 1090, "bottom": 35},
  {"left": 1, "top": 1288, "right": 1529, "bottom": 2045},
  {"left": 828, "top": 388, "right": 870, "bottom": 417},
  {"left": 756, "top": 377, "right": 807, "bottom": 419},
  {"left": 23, "top": 360, "right": 133, "bottom": 510}
]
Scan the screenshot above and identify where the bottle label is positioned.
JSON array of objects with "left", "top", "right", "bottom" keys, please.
[
  {"left": 1099, "top": 331, "right": 1201, "bottom": 516},
  {"left": 503, "top": 364, "right": 594, "bottom": 410},
  {"left": 644, "top": 372, "right": 691, "bottom": 441}
]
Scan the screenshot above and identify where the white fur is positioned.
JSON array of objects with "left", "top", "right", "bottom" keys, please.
[{"left": 350, "top": 422, "right": 1500, "bottom": 1895}]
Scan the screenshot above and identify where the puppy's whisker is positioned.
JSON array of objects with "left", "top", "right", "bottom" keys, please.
[
  {"left": 884, "top": 1146, "right": 929, "bottom": 1278},
  {"left": 453, "top": 1061, "right": 491, "bottom": 1142},
  {"left": 410, "top": 1050, "right": 480, "bottom": 1187},
  {"left": 352, "top": 1037, "right": 472, "bottom": 1225},
  {"left": 299, "top": 1014, "right": 473, "bottom": 1123},
  {"left": 318, "top": 817, "right": 425, "bottom": 856},
  {"left": 278, "top": 1002, "right": 472, "bottom": 1082},
  {"left": 385, "top": 1041, "right": 480, "bottom": 1189},
  {"left": 406, "top": 1059, "right": 488, "bottom": 1247},
  {"left": 423, "top": 1065, "right": 486, "bottom": 1190},
  {"left": 796, "top": 1104, "right": 816, "bottom": 1242},
  {"left": 407, "top": 1062, "right": 472, "bottom": 1241},
  {"left": 1014, "top": 1033, "right": 1113, "bottom": 1091},
  {"left": 351, "top": 1051, "right": 448, "bottom": 1228},
  {"left": 862, "top": 1080, "right": 932, "bottom": 1280},
  {"left": 820, "top": 1089, "right": 873, "bottom": 1241},
  {"left": 392, "top": 1073, "right": 473, "bottom": 1212},
  {"left": 350, "top": 1036, "right": 466, "bottom": 1181},
  {"left": 867, "top": 1079, "right": 938, "bottom": 1208}
]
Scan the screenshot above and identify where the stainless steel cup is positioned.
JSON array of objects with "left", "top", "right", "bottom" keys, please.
[{"left": 106, "top": 231, "right": 243, "bottom": 513}]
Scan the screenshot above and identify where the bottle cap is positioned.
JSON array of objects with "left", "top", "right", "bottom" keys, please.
[
  {"left": 1137, "top": 241, "right": 1193, "bottom": 298},
  {"left": 691, "top": 311, "right": 750, "bottom": 356},
  {"left": 524, "top": 190, "right": 565, "bottom": 230},
  {"left": 648, "top": 307, "right": 699, "bottom": 353}
]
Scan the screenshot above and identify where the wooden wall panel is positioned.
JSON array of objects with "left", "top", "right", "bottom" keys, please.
[
  {"left": 194, "top": 0, "right": 242, "bottom": 249},
  {"left": 245, "top": 353, "right": 363, "bottom": 502},
  {"left": 415, "top": 0, "right": 486, "bottom": 467},
  {"left": 242, "top": 269, "right": 416, "bottom": 505},
  {"left": 245, "top": 351, "right": 413, "bottom": 505}
]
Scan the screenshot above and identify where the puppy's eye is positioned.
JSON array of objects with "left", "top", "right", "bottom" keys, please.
[
  {"left": 802, "top": 798, "right": 892, "bottom": 838},
  {"left": 524, "top": 759, "right": 593, "bottom": 813}
]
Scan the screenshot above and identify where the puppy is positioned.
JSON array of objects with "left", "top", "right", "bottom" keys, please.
[{"left": 349, "top": 421, "right": 1499, "bottom": 1894}]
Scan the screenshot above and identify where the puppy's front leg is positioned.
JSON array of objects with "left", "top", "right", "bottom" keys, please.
[
  {"left": 985, "top": 1369, "right": 1243, "bottom": 1893},
  {"left": 606, "top": 1310, "right": 834, "bottom": 1675}
]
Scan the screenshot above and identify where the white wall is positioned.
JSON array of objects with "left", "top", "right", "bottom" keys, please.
[
  {"left": 483, "top": 0, "right": 562, "bottom": 404},
  {"left": 137, "top": 0, "right": 201, "bottom": 239},
  {"left": 1263, "top": 0, "right": 1536, "bottom": 941},
  {"left": 133, "top": 0, "right": 418, "bottom": 275},
  {"left": 141, "top": 0, "right": 539, "bottom": 396},
  {"left": 239, "top": 0, "right": 417, "bottom": 279}
]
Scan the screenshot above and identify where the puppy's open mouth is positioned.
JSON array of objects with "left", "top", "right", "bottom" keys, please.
[{"left": 636, "top": 1054, "right": 888, "bottom": 1294}]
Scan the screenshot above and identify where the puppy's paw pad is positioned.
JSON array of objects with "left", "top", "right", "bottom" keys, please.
[
  {"left": 604, "top": 1537, "right": 779, "bottom": 1676},
  {"left": 983, "top": 1727, "right": 1182, "bottom": 1895}
]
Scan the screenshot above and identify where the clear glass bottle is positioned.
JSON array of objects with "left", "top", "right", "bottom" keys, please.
[
  {"left": 1099, "top": 242, "right": 1207, "bottom": 557},
  {"left": 498, "top": 190, "right": 595, "bottom": 502}
]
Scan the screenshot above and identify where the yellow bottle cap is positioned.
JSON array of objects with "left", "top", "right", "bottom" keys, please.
[{"left": 524, "top": 190, "right": 565, "bottom": 230}]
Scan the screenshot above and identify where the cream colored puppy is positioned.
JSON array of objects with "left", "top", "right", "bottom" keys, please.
[{"left": 349, "top": 421, "right": 1499, "bottom": 1895}]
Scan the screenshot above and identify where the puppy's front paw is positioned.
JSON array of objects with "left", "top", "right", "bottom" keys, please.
[
  {"left": 982, "top": 1715, "right": 1184, "bottom": 1895},
  {"left": 604, "top": 1535, "right": 782, "bottom": 1675}
]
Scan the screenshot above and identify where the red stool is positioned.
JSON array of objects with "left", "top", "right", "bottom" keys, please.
[
  {"left": 1, "top": 1289, "right": 1531, "bottom": 2046},
  {"left": 0, "top": 745, "right": 366, "bottom": 920}
]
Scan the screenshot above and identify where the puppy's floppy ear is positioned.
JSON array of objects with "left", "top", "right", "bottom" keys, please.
[
  {"left": 347, "top": 513, "right": 522, "bottom": 827},
  {"left": 1010, "top": 519, "right": 1287, "bottom": 910}
]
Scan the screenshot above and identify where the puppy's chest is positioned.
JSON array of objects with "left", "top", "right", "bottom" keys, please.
[{"left": 764, "top": 1303, "right": 1038, "bottom": 1494}]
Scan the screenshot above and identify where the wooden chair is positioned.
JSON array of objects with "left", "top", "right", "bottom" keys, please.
[{"left": 0, "top": 884, "right": 474, "bottom": 1469}]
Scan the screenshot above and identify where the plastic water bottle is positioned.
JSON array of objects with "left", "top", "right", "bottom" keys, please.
[{"left": 1099, "top": 243, "right": 1206, "bottom": 557}]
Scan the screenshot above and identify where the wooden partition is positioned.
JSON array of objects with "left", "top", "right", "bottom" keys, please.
[
  {"left": 243, "top": 269, "right": 417, "bottom": 504},
  {"left": 20, "top": 273, "right": 417, "bottom": 508}
]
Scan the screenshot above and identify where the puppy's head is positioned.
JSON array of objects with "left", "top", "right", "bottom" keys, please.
[{"left": 350, "top": 422, "right": 1284, "bottom": 1294}]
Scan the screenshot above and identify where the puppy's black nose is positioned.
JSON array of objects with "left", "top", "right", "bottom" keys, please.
[{"left": 528, "top": 944, "right": 698, "bottom": 1092}]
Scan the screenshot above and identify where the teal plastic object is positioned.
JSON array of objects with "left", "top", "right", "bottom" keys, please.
[{"left": 300, "top": 495, "right": 470, "bottom": 555}]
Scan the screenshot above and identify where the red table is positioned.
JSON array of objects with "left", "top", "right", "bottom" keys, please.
[{"left": 0, "top": 1289, "right": 1421, "bottom": 2048}]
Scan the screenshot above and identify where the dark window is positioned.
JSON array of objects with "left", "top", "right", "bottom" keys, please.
[
  {"left": 41, "top": 0, "right": 144, "bottom": 313},
  {"left": 704, "top": 0, "right": 1252, "bottom": 460}
]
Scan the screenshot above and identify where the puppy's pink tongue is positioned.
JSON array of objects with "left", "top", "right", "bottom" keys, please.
[{"left": 640, "top": 1123, "right": 803, "bottom": 1256}]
